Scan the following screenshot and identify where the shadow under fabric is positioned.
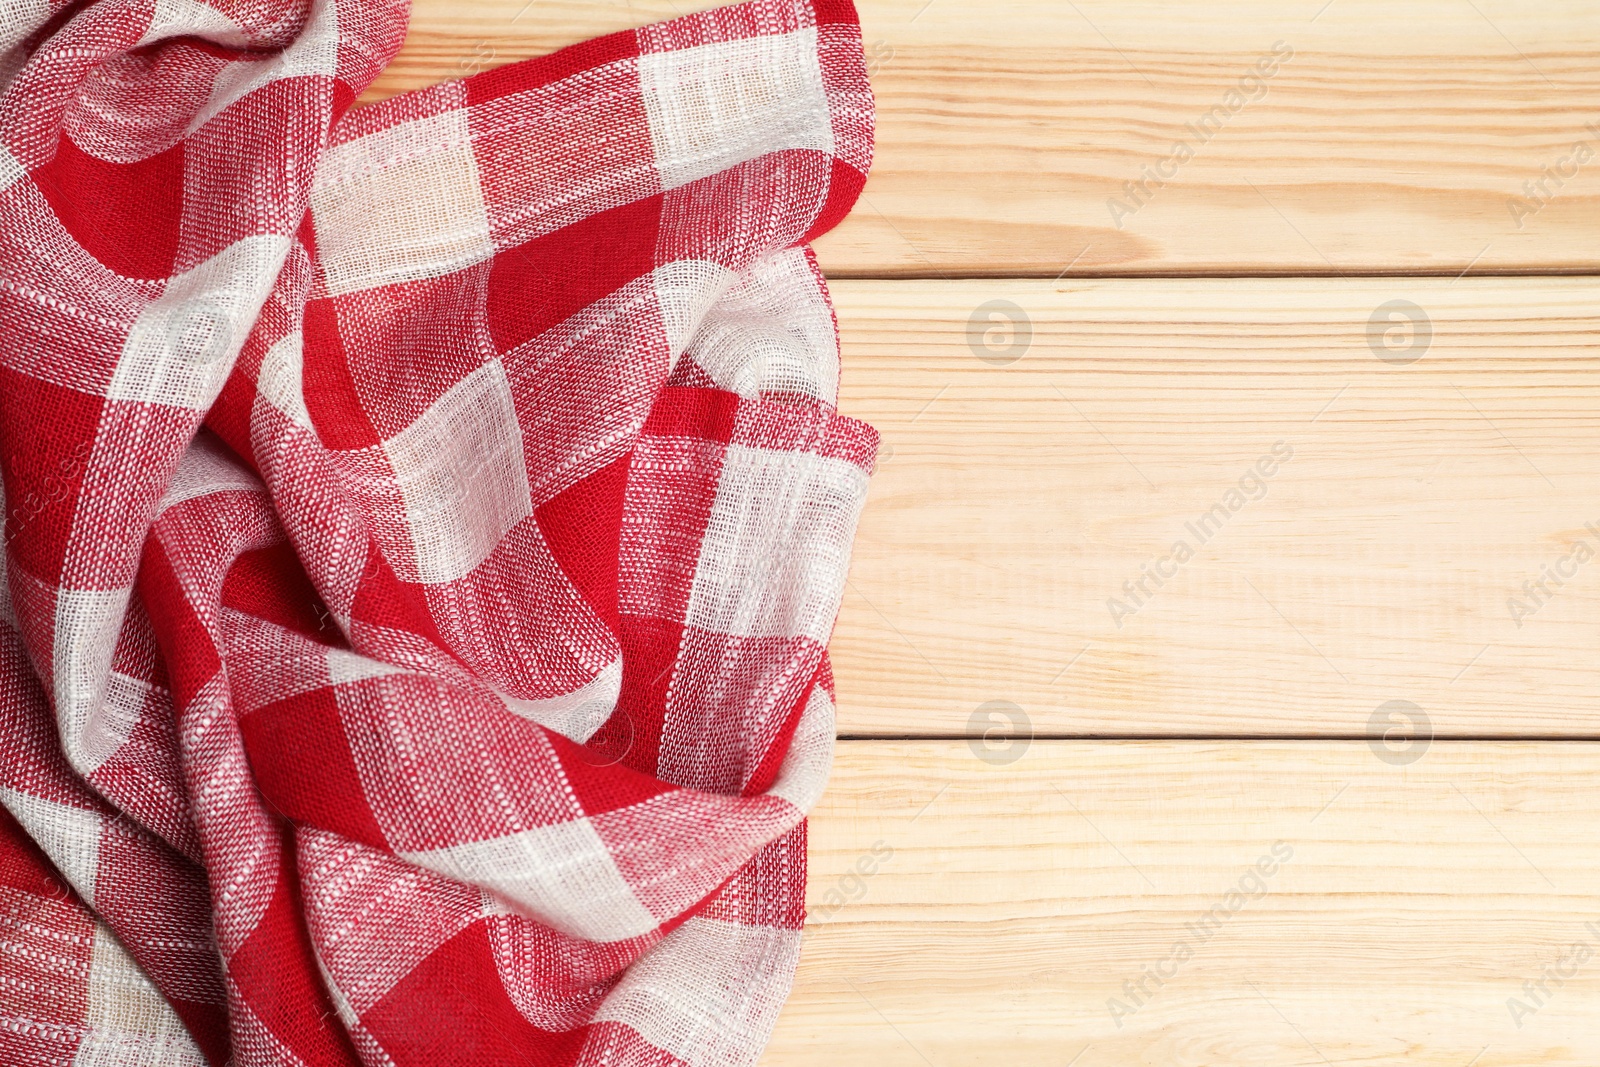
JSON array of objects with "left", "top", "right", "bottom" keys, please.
[{"left": 0, "top": 0, "right": 875, "bottom": 1062}]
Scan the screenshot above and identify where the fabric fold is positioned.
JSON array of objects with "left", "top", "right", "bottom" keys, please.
[{"left": 0, "top": 0, "right": 874, "bottom": 1062}]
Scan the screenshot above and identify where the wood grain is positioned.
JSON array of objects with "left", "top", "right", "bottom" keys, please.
[
  {"left": 364, "top": 0, "right": 1600, "bottom": 276},
  {"left": 767, "top": 740, "right": 1600, "bottom": 1065},
  {"left": 829, "top": 278, "right": 1600, "bottom": 738}
]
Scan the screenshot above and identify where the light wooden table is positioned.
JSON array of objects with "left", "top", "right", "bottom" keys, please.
[{"left": 369, "top": 3, "right": 1600, "bottom": 1062}]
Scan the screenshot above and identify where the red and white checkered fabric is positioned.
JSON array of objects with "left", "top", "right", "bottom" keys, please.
[{"left": 0, "top": 0, "right": 874, "bottom": 1061}]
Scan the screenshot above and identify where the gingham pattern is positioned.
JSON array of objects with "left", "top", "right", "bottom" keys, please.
[{"left": 0, "top": 0, "right": 874, "bottom": 1061}]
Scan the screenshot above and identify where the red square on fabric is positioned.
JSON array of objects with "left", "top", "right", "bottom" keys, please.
[
  {"left": 33, "top": 135, "right": 184, "bottom": 282},
  {"left": 221, "top": 543, "right": 342, "bottom": 648},
  {"left": 347, "top": 547, "right": 448, "bottom": 649},
  {"left": 810, "top": 0, "right": 860, "bottom": 24},
  {"left": 546, "top": 727, "right": 675, "bottom": 817},
  {"left": 225, "top": 849, "right": 361, "bottom": 1065},
  {"left": 486, "top": 195, "right": 665, "bottom": 356},
  {"left": 238, "top": 685, "right": 391, "bottom": 851},
  {"left": 137, "top": 540, "right": 223, "bottom": 714},
  {"left": 641, "top": 385, "right": 740, "bottom": 444},
  {"left": 535, "top": 453, "right": 630, "bottom": 632},
  {"left": 466, "top": 27, "right": 641, "bottom": 106},
  {"left": 301, "top": 298, "right": 382, "bottom": 451},
  {"left": 0, "top": 365, "right": 102, "bottom": 585},
  {"left": 364, "top": 922, "right": 582, "bottom": 1067},
  {"left": 605, "top": 614, "right": 685, "bottom": 777}
]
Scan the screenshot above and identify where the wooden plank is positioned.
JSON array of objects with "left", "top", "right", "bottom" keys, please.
[
  {"left": 766, "top": 740, "right": 1600, "bottom": 1065},
  {"left": 363, "top": 0, "right": 1600, "bottom": 276},
  {"left": 829, "top": 278, "right": 1600, "bottom": 738}
]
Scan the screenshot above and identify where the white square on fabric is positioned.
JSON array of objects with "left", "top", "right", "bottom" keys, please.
[
  {"left": 381, "top": 359, "right": 532, "bottom": 584},
  {"left": 0, "top": 143, "right": 25, "bottom": 191},
  {"left": 139, "top": 0, "right": 247, "bottom": 47},
  {"left": 77, "top": 925, "right": 207, "bottom": 1067},
  {"left": 650, "top": 259, "right": 737, "bottom": 364},
  {"left": 0, "top": 786, "right": 102, "bottom": 903},
  {"left": 51, "top": 585, "right": 134, "bottom": 776},
  {"left": 638, "top": 27, "right": 834, "bottom": 192},
  {"left": 677, "top": 247, "right": 838, "bottom": 401},
  {"left": 156, "top": 430, "right": 261, "bottom": 516},
  {"left": 325, "top": 647, "right": 406, "bottom": 688},
  {"left": 686, "top": 444, "right": 868, "bottom": 643},
  {"left": 402, "top": 817, "right": 659, "bottom": 943},
  {"left": 592, "top": 916, "right": 800, "bottom": 1067},
  {"left": 495, "top": 657, "right": 622, "bottom": 745},
  {"left": 0, "top": 0, "right": 47, "bottom": 54},
  {"left": 311, "top": 106, "right": 496, "bottom": 297},
  {"left": 253, "top": 330, "right": 313, "bottom": 431},
  {"left": 765, "top": 682, "right": 834, "bottom": 812},
  {"left": 112, "top": 234, "right": 291, "bottom": 410}
]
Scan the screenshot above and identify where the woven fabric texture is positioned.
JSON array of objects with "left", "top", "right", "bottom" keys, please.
[{"left": 0, "top": 0, "right": 875, "bottom": 1062}]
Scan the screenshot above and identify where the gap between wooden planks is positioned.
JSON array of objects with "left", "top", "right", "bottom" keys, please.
[
  {"left": 767, "top": 740, "right": 1600, "bottom": 1066},
  {"left": 828, "top": 276, "right": 1600, "bottom": 740},
  {"left": 365, "top": 0, "right": 1600, "bottom": 277}
]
